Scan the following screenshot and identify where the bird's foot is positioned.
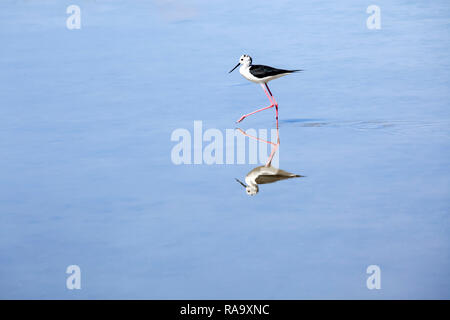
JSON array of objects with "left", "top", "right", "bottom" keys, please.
[{"left": 236, "top": 115, "right": 246, "bottom": 123}]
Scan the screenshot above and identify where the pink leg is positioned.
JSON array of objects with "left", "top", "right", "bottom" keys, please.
[
  {"left": 236, "top": 83, "right": 275, "bottom": 123},
  {"left": 265, "top": 143, "right": 279, "bottom": 167},
  {"left": 237, "top": 127, "right": 280, "bottom": 167},
  {"left": 236, "top": 128, "right": 277, "bottom": 146},
  {"left": 264, "top": 83, "right": 279, "bottom": 129},
  {"left": 265, "top": 126, "right": 280, "bottom": 167},
  {"left": 236, "top": 104, "right": 274, "bottom": 123}
]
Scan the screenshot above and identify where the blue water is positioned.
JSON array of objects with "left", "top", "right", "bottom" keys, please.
[{"left": 0, "top": 0, "right": 449, "bottom": 299}]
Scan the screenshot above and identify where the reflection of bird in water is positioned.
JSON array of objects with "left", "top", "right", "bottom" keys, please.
[
  {"left": 236, "top": 166, "right": 303, "bottom": 196},
  {"left": 235, "top": 126, "right": 303, "bottom": 196}
]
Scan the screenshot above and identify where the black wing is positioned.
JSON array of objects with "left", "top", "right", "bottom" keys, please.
[
  {"left": 255, "top": 174, "right": 302, "bottom": 185},
  {"left": 249, "top": 65, "right": 301, "bottom": 78}
]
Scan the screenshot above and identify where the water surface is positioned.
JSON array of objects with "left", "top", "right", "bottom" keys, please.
[{"left": 0, "top": 0, "right": 449, "bottom": 299}]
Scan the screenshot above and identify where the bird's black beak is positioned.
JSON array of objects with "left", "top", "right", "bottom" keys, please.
[
  {"left": 235, "top": 178, "right": 247, "bottom": 188},
  {"left": 229, "top": 63, "right": 240, "bottom": 73}
]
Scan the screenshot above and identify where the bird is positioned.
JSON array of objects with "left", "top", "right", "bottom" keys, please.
[
  {"left": 235, "top": 166, "right": 303, "bottom": 196},
  {"left": 229, "top": 54, "right": 301, "bottom": 126}
]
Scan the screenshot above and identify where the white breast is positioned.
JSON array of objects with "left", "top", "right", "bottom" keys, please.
[{"left": 239, "top": 65, "right": 262, "bottom": 83}]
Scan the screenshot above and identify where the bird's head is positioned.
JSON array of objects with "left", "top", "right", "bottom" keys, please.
[
  {"left": 229, "top": 54, "right": 252, "bottom": 73},
  {"left": 246, "top": 185, "right": 258, "bottom": 196},
  {"left": 235, "top": 178, "right": 258, "bottom": 196}
]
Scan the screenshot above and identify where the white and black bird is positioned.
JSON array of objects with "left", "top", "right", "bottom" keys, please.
[
  {"left": 236, "top": 166, "right": 303, "bottom": 196},
  {"left": 229, "top": 54, "right": 301, "bottom": 124}
]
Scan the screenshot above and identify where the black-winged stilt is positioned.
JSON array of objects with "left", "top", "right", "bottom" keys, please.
[
  {"left": 235, "top": 166, "right": 303, "bottom": 196},
  {"left": 229, "top": 54, "right": 301, "bottom": 126}
]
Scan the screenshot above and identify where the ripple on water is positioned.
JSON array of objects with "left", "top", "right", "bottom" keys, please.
[{"left": 280, "top": 119, "right": 450, "bottom": 136}]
